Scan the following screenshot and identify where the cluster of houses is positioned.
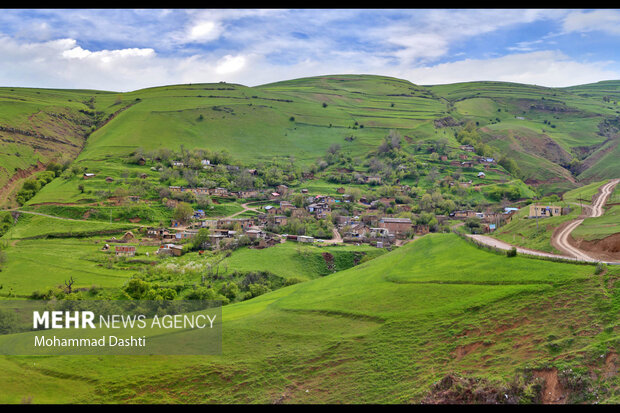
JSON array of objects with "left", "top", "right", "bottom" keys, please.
[
  {"left": 168, "top": 183, "right": 292, "bottom": 200},
  {"left": 448, "top": 208, "right": 517, "bottom": 232}
]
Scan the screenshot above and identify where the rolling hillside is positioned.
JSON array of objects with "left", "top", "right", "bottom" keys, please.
[
  {"left": 0, "top": 234, "right": 617, "bottom": 403},
  {"left": 0, "top": 87, "right": 135, "bottom": 206},
  {"left": 2, "top": 75, "right": 620, "bottom": 203}
]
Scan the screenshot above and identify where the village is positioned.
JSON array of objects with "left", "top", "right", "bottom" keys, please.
[
  {"left": 68, "top": 130, "right": 571, "bottom": 263},
  {"left": 103, "top": 172, "right": 542, "bottom": 259}
]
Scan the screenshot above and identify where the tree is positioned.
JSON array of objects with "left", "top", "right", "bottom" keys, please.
[
  {"left": 192, "top": 228, "right": 211, "bottom": 250},
  {"left": 465, "top": 217, "right": 481, "bottom": 233},
  {"left": 173, "top": 202, "right": 193, "bottom": 223},
  {"left": 64, "top": 276, "right": 76, "bottom": 294},
  {"left": 327, "top": 144, "right": 341, "bottom": 155},
  {"left": 219, "top": 282, "right": 240, "bottom": 301}
]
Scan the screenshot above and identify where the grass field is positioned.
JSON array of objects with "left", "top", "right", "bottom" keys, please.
[{"left": 0, "top": 234, "right": 617, "bottom": 403}]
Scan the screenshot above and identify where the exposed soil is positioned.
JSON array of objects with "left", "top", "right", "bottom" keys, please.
[
  {"left": 421, "top": 373, "right": 544, "bottom": 404},
  {"left": 0, "top": 160, "right": 47, "bottom": 207},
  {"left": 513, "top": 133, "right": 573, "bottom": 165},
  {"left": 532, "top": 368, "right": 567, "bottom": 404},
  {"left": 322, "top": 252, "right": 335, "bottom": 271},
  {"left": 453, "top": 341, "right": 493, "bottom": 361},
  {"left": 570, "top": 232, "right": 620, "bottom": 261},
  {"left": 603, "top": 351, "right": 618, "bottom": 379}
]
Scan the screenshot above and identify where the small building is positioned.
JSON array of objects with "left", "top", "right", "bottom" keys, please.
[
  {"left": 217, "top": 217, "right": 254, "bottom": 230},
  {"left": 115, "top": 245, "right": 136, "bottom": 257},
  {"left": 157, "top": 244, "right": 184, "bottom": 257},
  {"left": 121, "top": 231, "right": 136, "bottom": 242},
  {"left": 529, "top": 205, "right": 562, "bottom": 218},
  {"left": 477, "top": 172, "right": 486, "bottom": 178},
  {"left": 147, "top": 227, "right": 170, "bottom": 239},
  {"left": 176, "top": 229, "right": 198, "bottom": 240},
  {"left": 279, "top": 201, "right": 295, "bottom": 211},
  {"left": 83, "top": 173, "right": 96, "bottom": 179},
  {"left": 272, "top": 215, "right": 288, "bottom": 226},
  {"left": 245, "top": 228, "right": 266, "bottom": 239},
  {"left": 238, "top": 189, "right": 259, "bottom": 199},
  {"left": 211, "top": 187, "right": 229, "bottom": 197},
  {"left": 450, "top": 210, "right": 478, "bottom": 219},
  {"left": 105, "top": 176, "right": 114, "bottom": 183},
  {"left": 297, "top": 235, "right": 315, "bottom": 243},
  {"left": 378, "top": 217, "right": 412, "bottom": 237}
]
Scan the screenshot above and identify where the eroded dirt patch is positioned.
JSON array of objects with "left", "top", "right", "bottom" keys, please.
[
  {"left": 453, "top": 341, "right": 493, "bottom": 361},
  {"left": 532, "top": 368, "right": 566, "bottom": 404},
  {"left": 571, "top": 233, "right": 620, "bottom": 261}
]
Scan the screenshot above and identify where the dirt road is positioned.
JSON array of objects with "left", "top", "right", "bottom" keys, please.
[
  {"left": 319, "top": 228, "right": 343, "bottom": 244},
  {"left": 552, "top": 179, "right": 620, "bottom": 261},
  {"left": 466, "top": 234, "right": 586, "bottom": 262},
  {"left": 467, "top": 179, "right": 620, "bottom": 264}
]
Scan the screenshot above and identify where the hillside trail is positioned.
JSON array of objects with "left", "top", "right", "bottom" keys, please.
[
  {"left": 224, "top": 201, "right": 261, "bottom": 219},
  {"left": 466, "top": 179, "right": 620, "bottom": 264},
  {"left": 551, "top": 178, "right": 620, "bottom": 261},
  {"left": 319, "top": 227, "right": 343, "bottom": 244},
  {"left": 5, "top": 208, "right": 87, "bottom": 222}
]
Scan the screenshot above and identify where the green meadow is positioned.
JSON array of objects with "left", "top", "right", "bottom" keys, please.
[{"left": 0, "top": 234, "right": 617, "bottom": 403}]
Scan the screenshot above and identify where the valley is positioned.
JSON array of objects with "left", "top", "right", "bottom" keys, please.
[{"left": 0, "top": 74, "right": 619, "bottom": 404}]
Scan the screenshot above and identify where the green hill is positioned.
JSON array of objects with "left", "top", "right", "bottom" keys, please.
[
  {"left": 0, "top": 87, "right": 135, "bottom": 206},
  {"left": 0, "top": 234, "right": 617, "bottom": 403},
  {"left": 2, "top": 75, "right": 620, "bottom": 204}
]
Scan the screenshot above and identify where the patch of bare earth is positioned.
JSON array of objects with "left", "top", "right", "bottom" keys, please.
[
  {"left": 532, "top": 368, "right": 567, "bottom": 404},
  {"left": 452, "top": 341, "right": 493, "bottom": 361},
  {"left": 570, "top": 233, "right": 620, "bottom": 262}
]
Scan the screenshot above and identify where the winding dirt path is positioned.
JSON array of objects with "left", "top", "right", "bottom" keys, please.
[
  {"left": 224, "top": 201, "right": 261, "bottom": 219},
  {"left": 552, "top": 179, "right": 620, "bottom": 261},
  {"left": 466, "top": 179, "right": 620, "bottom": 264}
]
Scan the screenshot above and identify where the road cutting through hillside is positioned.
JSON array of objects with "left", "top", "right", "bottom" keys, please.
[
  {"left": 552, "top": 179, "right": 620, "bottom": 262},
  {"left": 466, "top": 179, "right": 620, "bottom": 264}
]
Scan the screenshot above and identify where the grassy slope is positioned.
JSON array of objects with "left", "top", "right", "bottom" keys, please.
[
  {"left": 4, "top": 76, "right": 620, "bottom": 208},
  {"left": 0, "top": 88, "right": 119, "bottom": 188},
  {"left": 0, "top": 234, "right": 617, "bottom": 403},
  {"left": 429, "top": 81, "right": 619, "bottom": 192},
  {"left": 77, "top": 76, "right": 447, "bottom": 167}
]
